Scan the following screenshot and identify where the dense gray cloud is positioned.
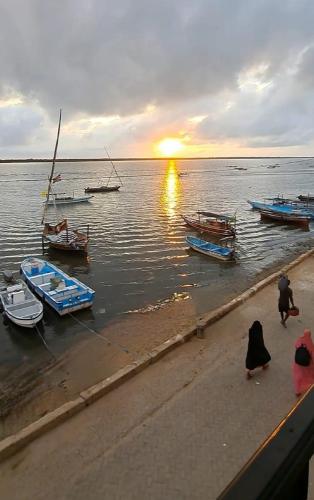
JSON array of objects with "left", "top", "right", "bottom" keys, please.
[{"left": 0, "top": 0, "right": 314, "bottom": 152}]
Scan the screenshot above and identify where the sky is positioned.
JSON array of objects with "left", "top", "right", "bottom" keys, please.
[{"left": 1, "top": 0, "right": 314, "bottom": 158}]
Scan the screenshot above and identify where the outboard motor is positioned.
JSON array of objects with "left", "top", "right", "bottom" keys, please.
[{"left": 2, "top": 270, "right": 14, "bottom": 283}]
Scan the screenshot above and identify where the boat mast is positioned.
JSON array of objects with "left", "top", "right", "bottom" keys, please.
[
  {"left": 104, "top": 145, "right": 123, "bottom": 186},
  {"left": 41, "top": 109, "right": 62, "bottom": 224}
]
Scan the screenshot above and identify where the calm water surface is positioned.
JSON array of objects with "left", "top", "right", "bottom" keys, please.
[{"left": 1, "top": 158, "right": 314, "bottom": 370}]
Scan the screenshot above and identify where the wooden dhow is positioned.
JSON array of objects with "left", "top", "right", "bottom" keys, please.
[
  {"left": 181, "top": 211, "right": 236, "bottom": 238},
  {"left": 41, "top": 110, "right": 90, "bottom": 253}
]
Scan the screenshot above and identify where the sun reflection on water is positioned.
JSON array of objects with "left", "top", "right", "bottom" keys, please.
[{"left": 161, "top": 160, "right": 182, "bottom": 220}]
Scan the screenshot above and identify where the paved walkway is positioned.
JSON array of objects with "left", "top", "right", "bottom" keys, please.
[{"left": 1, "top": 257, "right": 314, "bottom": 499}]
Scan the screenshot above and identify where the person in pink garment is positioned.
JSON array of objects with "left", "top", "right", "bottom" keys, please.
[{"left": 292, "top": 329, "right": 314, "bottom": 396}]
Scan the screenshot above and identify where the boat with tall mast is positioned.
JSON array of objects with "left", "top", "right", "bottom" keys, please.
[
  {"left": 85, "top": 146, "right": 123, "bottom": 193},
  {"left": 41, "top": 110, "right": 90, "bottom": 253}
]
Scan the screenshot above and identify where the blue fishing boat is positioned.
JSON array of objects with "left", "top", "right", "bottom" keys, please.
[
  {"left": 20, "top": 257, "right": 95, "bottom": 316},
  {"left": 247, "top": 200, "right": 314, "bottom": 219},
  {"left": 186, "top": 236, "right": 235, "bottom": 261}
]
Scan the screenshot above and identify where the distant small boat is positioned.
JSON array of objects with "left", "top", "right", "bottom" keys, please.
[
  {"left": 84, "top": 185, "right": 120, "bottom": 193},
  {"left": 182, "top": 211, "right": 236, "bottom": 238},
  {"left": 298, "top": 195, "right": 314, "bottom": 203},
  {"left": 84, "top": 146, "right": 122, "bottom": 193},
  {"left": 260, "top": 209, "right": 310, "bottom": 228},
  {"left": 186, "top": 235, "right": 235, "bottom": 261},
  {"left": 178, "top": 172, "right": 188, "bottom": 177},
  {"left": 21, "top": 258, "right": 95, "bottom": 316},
  {"left": 0, "top": 279, "right": 43, "bottom": 328},
  {"left": 46, "top": 193, "right": 93, "bottom": 205}
]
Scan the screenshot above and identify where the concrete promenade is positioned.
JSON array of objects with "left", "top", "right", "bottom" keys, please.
[{"left": 1, "top": 256, "right": 314, "bottom": 499}]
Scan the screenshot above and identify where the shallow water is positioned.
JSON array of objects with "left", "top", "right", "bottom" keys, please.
[{"left": 0, "top": 157, "right": 314, "bottom": 374}]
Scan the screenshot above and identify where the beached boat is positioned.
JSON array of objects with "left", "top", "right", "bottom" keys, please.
[
  {"left": 0, "top": 279, "right": 43, "bottom": 328},
  {"left": 41, "top": 111, "right": 90, "bottom": 253},
  {"left": 182, "top": 211, "right": 236, "bottom": 238},
  {"left": 260, "top": 209, "right": 310, "bottom": 228},
  {"left": 46, "top": 193, "right": 93, "bottom": 205},
  {"left": 186, "top": 235, "right": 235, "bottom": 261},
  {"left": 21, "top": 257, "right": 95, "bottom": 316}
]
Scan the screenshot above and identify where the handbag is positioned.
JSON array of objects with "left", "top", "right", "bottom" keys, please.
[{"left": 288, "top": 306, "right": 299, "bottom": 317}]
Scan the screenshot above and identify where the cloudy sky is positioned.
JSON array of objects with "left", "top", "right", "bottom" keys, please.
[{"left": 1, "top": 0, "right": 314, "bottom": 158}]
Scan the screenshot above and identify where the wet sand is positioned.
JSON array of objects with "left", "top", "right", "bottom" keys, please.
[
  {"left": 0, "top": 295, "right": 197, "bottom": 439},
  {"left": 0, "top": 250, "right": 307, "bottom": 440}
]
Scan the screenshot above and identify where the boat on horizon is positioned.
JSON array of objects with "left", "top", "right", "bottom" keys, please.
[
  {"left": 186, "top": 235, "right": 235, "bottom": 261},
  {"left": 0, "top": 278, "right": 43, "bottom": 328},
  {"left": 84, "top": 146, "right": 123, "bottom": 193},
  {"left": 182, "top": 211, "right": 236, "bottom": 238},
  {"left": 21, "top": 257, "right": 95, "bottom": 316}
]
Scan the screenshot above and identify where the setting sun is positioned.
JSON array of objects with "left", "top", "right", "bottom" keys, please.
[{"left": 157, "top": 138, "right": 184, "bottom": 157}]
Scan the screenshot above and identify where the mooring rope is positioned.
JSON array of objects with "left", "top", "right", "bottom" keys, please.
[
  {"left": 34, "top": 324, "right": 56, "bottom": 359},
  {"left": 68, "top": 312, "right": 134, "bottom": 358}
]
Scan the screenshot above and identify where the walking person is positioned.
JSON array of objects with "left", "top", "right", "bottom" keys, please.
[
  {"left": 278, "top": 278, "right": 294, "bottom": 328},
  {"left": 293, "top": 329, "right": 314, "bottom": 396},
  {"left": 246, "top": 320, "right": 271, "bottom": 379}
]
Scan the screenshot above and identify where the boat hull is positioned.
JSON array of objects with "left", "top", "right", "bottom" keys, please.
[
  {"left": 186, "top": 236, "right": 234, "bottom": 261},
  {"left": 46, "top": 195, "right": 93, "bottom": 205},
  {"left": 260, "top": 210, "right": 310, "bottom": 228},
  {"left": 5, "top": 309, "right": 43, "bottom": 328},
  {"left": 182, "top": 215, "right": 235, "bottom": 238},
  {"left": 84, "top": 186, "right": 120, "bottom": 193}
]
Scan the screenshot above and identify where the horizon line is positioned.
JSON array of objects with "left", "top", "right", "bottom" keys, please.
[{"left": 0, "top": 155, "right": 313, "bottom": 164}]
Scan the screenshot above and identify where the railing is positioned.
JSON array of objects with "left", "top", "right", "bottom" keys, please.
[{"left": 217, "top": 385, "right": 314, "bottom": 500}]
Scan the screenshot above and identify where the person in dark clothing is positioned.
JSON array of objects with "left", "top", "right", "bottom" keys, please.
[
  {"left": 246, "top": 320, "right": 271, "bottom": 379},
  {"left": 278, "top": 279, "right": 294, "bottom": 328}
]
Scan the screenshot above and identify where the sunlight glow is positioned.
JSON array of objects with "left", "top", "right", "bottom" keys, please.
[
  {"left": 157, "top": 138, "right": 184, "bottom": 157},
  {"left": 161, "top": 160, "right": 181, "bottom": 219}
]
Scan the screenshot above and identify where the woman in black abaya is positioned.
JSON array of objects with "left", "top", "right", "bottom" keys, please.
[{"left": 246, "top": 321, "right": 271, "bottom": 379}]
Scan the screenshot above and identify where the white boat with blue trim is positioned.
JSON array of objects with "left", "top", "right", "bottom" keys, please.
[
  {"left": 186, "top": 236, "right": 235, "bottom": 261},
  {"left": 0, "top": 279, "right": 43, "bottom": 328},
  {"left": 20, "top": 257, "right": 95, "bottom": 316}
]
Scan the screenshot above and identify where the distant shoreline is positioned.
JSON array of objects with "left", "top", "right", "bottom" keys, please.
[{"left": 0, "top": 156, "right": 313, "bottom": 164}]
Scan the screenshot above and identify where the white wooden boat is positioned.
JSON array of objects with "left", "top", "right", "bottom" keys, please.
[
  {"left": 0, "top": 279, "right": 43, "bottom": 328},
  {"left": 46, "top": 193, "right": 93, "bottom": 205},
  {"left": 21, "top": 257, "right": 95, "bottom": 316}
]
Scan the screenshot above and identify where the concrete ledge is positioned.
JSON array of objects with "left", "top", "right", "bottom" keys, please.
[
  {"left": 0, "top": 249, "right": 313, "bottom": 462},
  {"left": 0, "top": 397, "right": 85, "bottom": 462}
]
